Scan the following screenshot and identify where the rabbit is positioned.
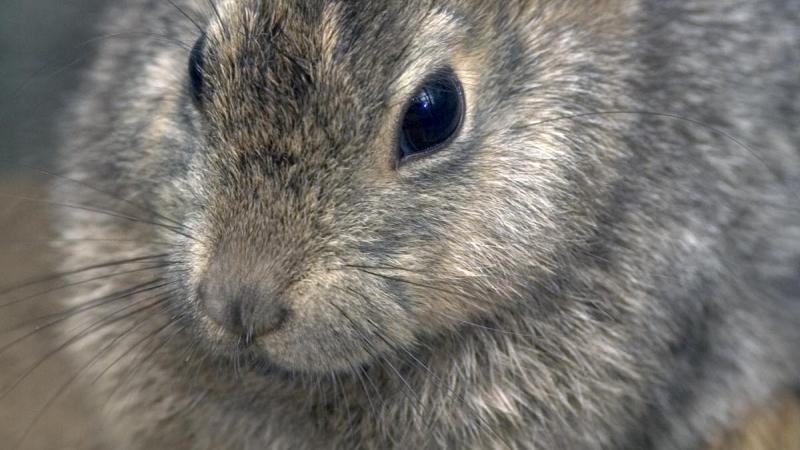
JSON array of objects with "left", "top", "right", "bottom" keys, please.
[{"left": 28, "top": 0, "right": 800, "bottom": 448}]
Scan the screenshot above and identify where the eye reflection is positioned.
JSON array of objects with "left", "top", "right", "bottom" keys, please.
[{"left": 398, "top": 69, "right": 465, "bottom": 161}]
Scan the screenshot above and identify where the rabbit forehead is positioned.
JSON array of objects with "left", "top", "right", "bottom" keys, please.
[
  {"left": 192, "top": 0, "right": 637, "bottom": 204},
  {"left": 199, "top": 1, "right": 466, "bottom": 161}
]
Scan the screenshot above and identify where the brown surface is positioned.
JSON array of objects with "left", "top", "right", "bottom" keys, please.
[
  {"left": 0, "top": 176, "right": 94, "bottom": 450},
  {"left": 710, "top": 394, "right": 800, "bottom": 450}
]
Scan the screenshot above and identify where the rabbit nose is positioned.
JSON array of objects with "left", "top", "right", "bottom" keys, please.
[{"left": 199, "top": 279, "right": 289, "bottom": 339}]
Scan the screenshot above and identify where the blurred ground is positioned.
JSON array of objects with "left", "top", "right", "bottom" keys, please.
[
  {"left": 0, "top": 177, "right": 95, "bottom": 450},
  {"left": 711, "top": 395, "right": 800, "bottom": 450},
  {"left": 1, "top": 3, "right": 107, "bottom": 447}
]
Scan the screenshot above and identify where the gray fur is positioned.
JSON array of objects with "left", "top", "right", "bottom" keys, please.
[{"left": 53, "top": 0, "right": 800, "bottom": 448}]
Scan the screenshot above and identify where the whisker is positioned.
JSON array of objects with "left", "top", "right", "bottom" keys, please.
[
  {"left": 0, "top": 254, "right": 169, "bottom": 297},
  {"left": 327, "top": 300, "right": 428, "bottom": 439},
  {"left": 90, "top": 317, "right": 178, "bottom": 387},
  {"left": 206, "top": 0, "right": 224, "bottom": 27},
  {"left": 344, "top": 267, "right": 545, "bottom": 339},
  {"left": 0, "top": 193, "right": 195, "bottom": 241},
  {"left": 1, "top": 286, "right": 177, "bottom": 401},
  {"left": 0, "top": 238, "right": 172, "bottom": 247},
  {"left": 0, "top": 280, "right": 172, "bottom": 352},
  {"left": 0, "top": 31, "right": 191, "bottom": 121},
  {"left": 342, "top": 285, "right": 511, "bottom": 447},
  {"left": 350, "top": 362, "right": 380, "bottom": 421},
  {"left": 167, "top": 0, "right": 206, "bottom": 34},
  {"left": 8, "top": 162, "right": 190, "bottom": 231},
  {"left": 10, "top": 295, "right": 174, "bottom": 450},
  {"left": 357, "top": 362, "right": 398, "bottom": 446},
  {"left": 0, "top": 263, "right": 171, "bottom": 309},
  {"left": 11, "top": 272, "right": 186, "bottom": 335},
  {"left": 100, "top": 321, "right": 187, "bottom": 405},
  {"left": 347, "top": 266, "right": 472, "bottom": 305}
]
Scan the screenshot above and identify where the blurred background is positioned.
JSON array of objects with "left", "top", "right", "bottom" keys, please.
[
  {"left": 1, "top": 2, "right": 108, "bottom": 448},
  {"left": 1, "top": 0, "right": 107, "bottom": 172}
]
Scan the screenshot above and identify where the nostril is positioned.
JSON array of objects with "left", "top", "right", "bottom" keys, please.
[
  {"left": 227, "top": 296, "right": 247, "bottom": 336},
  {"left": 198, "top": 281, "right": 230, "bottom": 331},
  {"left": 198, "top": 280, "right": 289, "bottom": 338},
  {"left": 259, "top": 306, "right": 288, "bottom": 336}
]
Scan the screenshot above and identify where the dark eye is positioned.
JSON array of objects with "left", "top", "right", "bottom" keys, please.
[
  {"left": 188, "top": 34, "right": 206, "bottom": 104},
  {"left": 398, "top": 69, "right": 465, "bottom": 162}
]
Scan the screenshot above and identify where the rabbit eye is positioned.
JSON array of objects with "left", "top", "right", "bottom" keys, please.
[
  {"left": 398, "top": 69, "right": 465, "bottom": 162},
  {"left": 188, "top": 34, "right": 206, "bottom": 104}
]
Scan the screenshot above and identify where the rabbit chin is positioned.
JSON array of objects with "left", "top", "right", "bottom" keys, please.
[{"left": 255, "top": 326, "right": 381, "bottom": 373}]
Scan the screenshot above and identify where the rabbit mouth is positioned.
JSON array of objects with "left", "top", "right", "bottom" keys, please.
[{"left": 193, "top": 298, "right": 403, "bottom": 376}]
